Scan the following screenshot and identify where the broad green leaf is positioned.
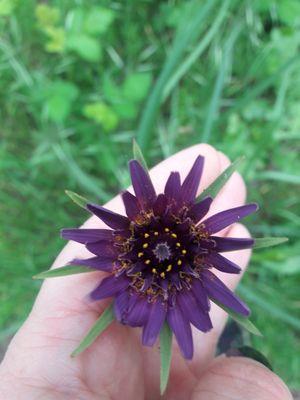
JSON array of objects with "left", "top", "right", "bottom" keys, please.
[
  {"left": 65, "top": 190, "right": 89, "bottom": 209},
  {"left": 83, "top": 102, "right": 118, "bottom": 131},
  {"left": 213, "top": 299, "right": 262, "bottom": 336},
  {"left": 197, "top": 156, "right": 245, "bottom": 202},
  {"left": 253, "top": 237, "right": 288, "bottom": 249},
  {"left": 228, "top": 346, "right": 273, "bottom": 370},
  {"left": 122, "top": 72, "right": 152, "bottom": 102},
  {"left": 33, "top": 265, "right": 96, "bottom": 279},
  {"left": 160, "top": 322, "right": 173, "bottom": 395},
  {"left": 66, "top": 33, "right": 102, "bottom": 62},
  {"left": 84, "top": 7, "right": 115, "bottom": 36},
  {"left": 71, "top": 304, "right": 115, "bottom": 357},
  {"left": 133, "top": 139, "right": 148, "bottom": 170}
]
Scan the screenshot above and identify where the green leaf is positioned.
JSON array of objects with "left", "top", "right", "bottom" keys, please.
[
  {"left": 122, "top": 72, "right": 152, "bottom": 102},
  {"left": 66, "top": 33, "right": 102, "bottom": 62},
  {"left": 65, "top": 190, "right": 89, "bottom": 209},
  {"left": 253, "top": 237, "right": 288, "bottom": 249},
  {"left": 213, "top": 299, "right": 262, "bottom": 336},
  {"left": 132, "top": 139, "right": 148, "bottom": 169},
  {"left": 227, "top": 346, "right": 273, "bottom": 370},
  {"left": 84, "top": 7, "right": 115, "bottom": 36},
  {"left": 160, "top": 322, "right": 173, "bottom": 395},
  {"left": 197, "top": 156, "right": 245, "bottom": 201},
  {"left": 33, "top": 265, "right": 96, "bottom": 279},
  {"left": 71, "top": 304, "right": 115, "bottom": 357}
]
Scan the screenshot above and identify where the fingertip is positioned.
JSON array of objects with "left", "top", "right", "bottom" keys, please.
[{"left": 192, "top": 356, "right": 293, "bottom": 400}]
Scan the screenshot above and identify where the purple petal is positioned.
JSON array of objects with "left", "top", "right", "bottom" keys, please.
[
  {"left": 90, "top": 276, "right": 129, "bottom": 301},
  {"left": 191, "top": 279, "right": 211, "bottom": 312},
  {"left": 164, "top": 172, "right": 182, "bottom": 203},
  {"left": 202, "top": 203, "right": 258, "bottom": 234},
  {"left": 153, "top": 194, "right": 168, "bottom": 216},
  {"left": 177, "top": 291, "right": 212, "bottom": 332},
  {"left": 142, "top": 299, "right": 166, "bottom": 346},
  {"left": 71, "top": 256, "right": 114, "bottom": 272},
  {"left": 61, "top": 228, "right": 113, "bottom": 244},
  {"left": 181, "top": 155, "right": 204, "bottom": 203},
  {"left": 86, "top": 240, "right": 117, "bottom": 257},
  {"left": 188, "top": 197, "right": 213, "bottom": 222},
  {"left": 212, "top": 236, "right": 254, "bottom": 252},
  {"left": 167, "top": 306, "right": 193, "bottom": 359},
  {"left": 126, "top": 297, "right": 151, "bottom": 327},
  {"left": 205, "top": 253, "right": 241, "bottom": 274},
  {"left": 86, "top": 203, "right": 129, "bottom": 230},
  {"left": 202, "top": 270, "right": 250, "bottom": 316},
  {"left": 114, "top": 291, "right": 130, "bottom": 322},
  {"left": 129, "top": 160, "right": 156, "bottom": 209},
  {"left": 121, "top": 191, "right": 140, "bottom": 221}
]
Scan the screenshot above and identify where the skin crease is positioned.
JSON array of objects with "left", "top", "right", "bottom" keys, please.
[{"left": 0, "top": 144, "right": 293, "bottom": 400}]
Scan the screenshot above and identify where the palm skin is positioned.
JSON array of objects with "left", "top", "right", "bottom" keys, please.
[{"left": 0, "top": 145, "right": 292, "bottom": 400}]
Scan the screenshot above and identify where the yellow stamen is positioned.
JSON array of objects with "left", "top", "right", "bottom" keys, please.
[
  {"left": 142, "top": 243, "right": 149, "bottom": 249},
  {"left": 145, "top": 259, "right": 151, "bottom": 265},
  {"left": 138, "top": 252, "right": 144, "bottom": 258},
  {"left": 164, "top": 227, "right": 170, "bottom": 232},
  {"left": 160, "top": 272, "right": 166, "bottom": 278},
  {"left": 177, "top": 260, "right": 182, "bottom": 266},
  {"left": 144, "top": 233, "right": 150, "bottom": 238},
  {"left": 176, "top": 242, "right": 181, "bottom": 247},
  {"left": 171, "top": 233, "right": 177, "bottom": 238},
  {"left": 154, "top": 231, "right": 159, "bottom": 236},
  {"left": 152, "top": 268, "right": 157, "bottom": 274},
  {"left": 166, "top": 264, "right": 172, "bottom": 272},
  {"left": 182, "top": 249, "right": 187, "bottom": 255}
]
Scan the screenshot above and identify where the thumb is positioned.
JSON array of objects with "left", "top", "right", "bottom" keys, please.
[{"left": 191, "top": 356, "right": 293, "bottom": 400}]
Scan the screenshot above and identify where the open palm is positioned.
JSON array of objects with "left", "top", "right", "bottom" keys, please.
[{"left": 0, "top": 145, "right": 292, "bottom": 400}]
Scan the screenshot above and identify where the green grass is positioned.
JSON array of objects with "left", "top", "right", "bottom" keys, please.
[{"left": 0, "top": 0, "right": 299, "bottom": 389}]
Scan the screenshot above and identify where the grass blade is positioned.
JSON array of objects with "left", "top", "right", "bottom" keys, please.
[
  {"left": 71, "top": 304, "right": 115, "bottom": 357},
  {"left": 256, "top": 171, "right": 300, "bottom": 185},
  {"left": 132, "top": 138, "right": 148, "bottom": 169},
  {"left": 33, "top": 265, "right": 96, "bottom": 279},
  {"left": 238, "top": 285, "right": 300, "bottom": 331},
  {"left": 202, "top": 23, "right": 241, "bottom": 143},
  {"left": 65, "top": 190, "right": 89, "bottom": 209},
  {"left": 213, "top": 299, "right": 262, "bottom": 336},
  {"left": 160, "top": 322, "right": 173, "bottom": 395},
  {"left": 163, "top": 0, "right": 230, "bottom": 101},
  {"left": 197, "top": 156, "right": 245, "bottom": 201},
  {"left": 137, "top": 0, "right": 216, "bottom": 151},
  {"left": 253, "top": 237, "right": 288, "bottom": 249}
]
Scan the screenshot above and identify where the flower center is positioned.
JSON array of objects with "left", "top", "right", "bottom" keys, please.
[{"left": 153, "top": 242, "right": 171, "bottom": 261}]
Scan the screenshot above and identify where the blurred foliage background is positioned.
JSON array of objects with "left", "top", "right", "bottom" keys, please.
[{"left": 0, "top": 0, "right": 299, "bottom": 389}]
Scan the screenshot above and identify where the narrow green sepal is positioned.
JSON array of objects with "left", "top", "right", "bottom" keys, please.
[
  {"left": 133, "top": 138, "right": 148, "bottom": 170},
  {"left": 253, "top": 237, "right": 288, "bottom": 249},
  {"left": 71, "top": 304, "right": 115, "bottom": 357},
  {"left": 33, "top": 265, "right": 97, "bottom": 279},
  {"left": 160, "top": 322, "right": 173, "bottom": 395},
  {"left": 227, "top": 346, "right": 273, "bottom": 370},
  {"left": 65, "top": 190, "right": 89, "bottom": 209},
  {"left": 197, "top": 156, "right": 245, "bottom": 202},
  {"left": 213, "top": 299, "right": 262, "bottom": 336}
]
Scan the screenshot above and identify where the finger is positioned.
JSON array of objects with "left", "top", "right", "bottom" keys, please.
[
  {"left": 189, "top": 223, "right": 252, "bottom": 377},
  {"left": 191, "top": 356, "right": 293, "bottom": 400},
  {"left": 203, "top": 151, "right": 246, "bottom": 236}
]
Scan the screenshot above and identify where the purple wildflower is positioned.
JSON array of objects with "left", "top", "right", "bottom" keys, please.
[{"left": 61, "top": 156, "right": 257, "bottom": 359}]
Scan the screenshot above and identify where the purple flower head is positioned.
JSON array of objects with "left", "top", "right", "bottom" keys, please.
[{"left": 61, "top": 156, "right": 257, "bottom": 359}]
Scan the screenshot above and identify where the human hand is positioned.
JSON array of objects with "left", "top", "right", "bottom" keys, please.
[{"left": 0, "top": 144, "right": 293, "bottom": 400}]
